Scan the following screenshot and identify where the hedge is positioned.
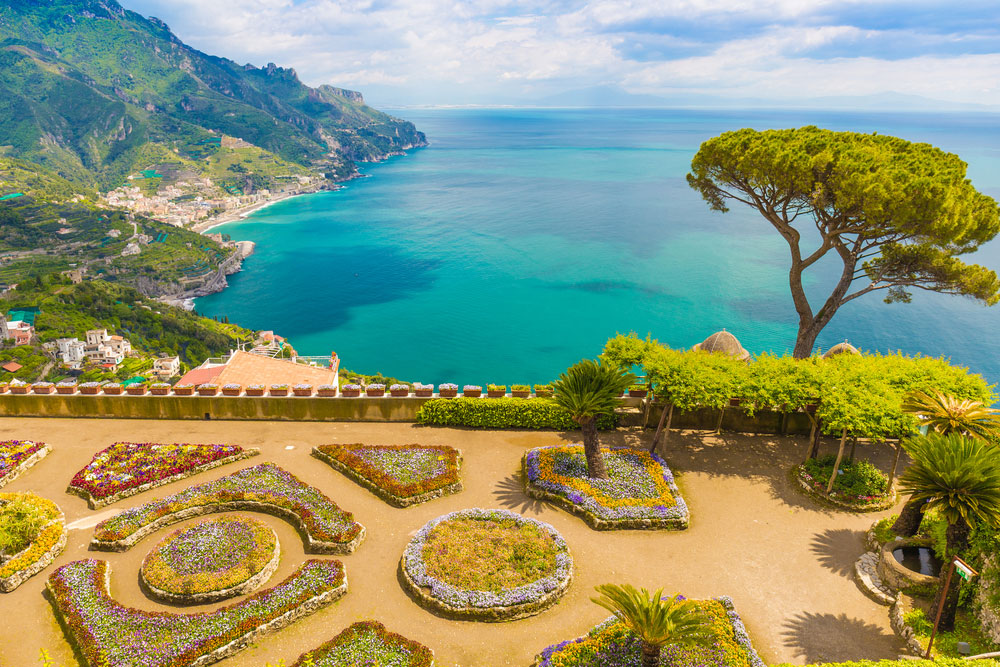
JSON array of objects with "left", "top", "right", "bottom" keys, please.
[{"left": 416, "top": 398, "right": 618, "bottom": 430}]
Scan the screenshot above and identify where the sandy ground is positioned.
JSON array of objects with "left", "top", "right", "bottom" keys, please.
[{"left": 0, "top": 419, "right": 905, "bottom": 667}]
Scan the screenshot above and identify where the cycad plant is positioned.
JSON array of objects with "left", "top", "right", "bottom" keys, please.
[
  {"left": 894, "top": 391, "right": 1000, "bottom": 536},
  {"left": 552, "top": 359, "right": 635, "bottom": 480},
  {"left": 898, "top": 433, "right": 1000, "bottom": 630},
  {"left": 592, "top": 584, "right": 715, "bottom": 667}
]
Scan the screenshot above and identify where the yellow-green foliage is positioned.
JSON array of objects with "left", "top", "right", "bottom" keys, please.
[{"left": 770, "top": 661, "right": 998, "bottom": 667}]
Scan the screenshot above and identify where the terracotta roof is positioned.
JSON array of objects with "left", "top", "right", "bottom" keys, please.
[
  {"left": 2, "top": 362, "right": 22, "bottom": 372},
  {"left": 176, "top": 365, "right": 225, "bottom": 386},
  {"left": 213, "top": 351, "right": 338, "bottom": 387}
]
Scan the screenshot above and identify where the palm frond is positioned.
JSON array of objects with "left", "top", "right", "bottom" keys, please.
[
  {"left": 902, "top": 390, "right": 1000, "bottom": 441},
  {"left": 552, "top": 359, "right": 636, "bottom": 421},
  {"left": 592, "top": 583, "right": 716, "bottom": 648}
]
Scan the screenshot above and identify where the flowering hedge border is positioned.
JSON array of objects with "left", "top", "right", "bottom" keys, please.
[
  {"left": 523, "top": 445, "right": 689, "bottom": 530},
  {"left": 289, "top": 620, "right": 435, "bottom": 667},
  {"left": 0, "top": 439, "right": 50, "bottom": 488},
  {"left": 67, "top": 442, "right": 261, "bottom": 509},
  {"left": 0, "top": 492, "right": 67, "bottom": 592},
  {"left": 401, "top": 508, "right": 573, "bottom": 621},
  {"left": 532, "top": 595, "right": 766, "bottom": 667},
  {"left": 47, "top": 558, "right": 347, "bottom": 667},
  {"left": 140, "top": 516, "right": 281, "bottom": 604},
  {"left": 312, "top": 444, "right": 463, "bottom": 508},
  {"left": 794, "top": 464, "right": 897, "bottom": 512},
  {"left": 91, "top": 463, "right": 365, "bottom": 554}
]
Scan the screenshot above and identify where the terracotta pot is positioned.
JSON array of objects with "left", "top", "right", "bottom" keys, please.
[
  {"left": 0, "top": 384, "right": 8, "bottom": 394},
  {"left": 535, "top": 389, "right": 553, "bottom": 398},
  {"left": 103, "top": 386, "right": 123, "bottom": 395},
  {"left": 33, "top": 386, "right": 54, "bottom": 394},
  {"left": 366, "top": 388, "right": 385, "bottom": 397},
  {"left": 463, "top": 389, "right": 482, "bottom": 398},
  {"left": 628, "top": 388, "right": 648, "bottom": 398},
  {"left": 150, "top": 387, "right": 170, "bottom": 396},
  {"left": 318, "top": 388, "right": 338, "bottom": 397},
  {"left": 270, "top": 388, "right": 289, "bottom": 397},
  {"left": 415, "top": 388, "right": 433, "bottom": 397},
  {"left": 390, "top": 388, "right": 409, "bottom": 397},
  {"left": 222, "top": 387, "right": 242, "bottom": 396},
  {"left": 173, "top": 386, "right": 194, "bottom": 396},
  {"left": 487, "top": 390, "right": 506, "bottom": 398},
  {"left": 342, "top": 388, "right": 361, "bottom": 397},
  {"left": 729, "top": 397, "right": 742, "bottom": 407},
  {"left": 56, "top": 386, "right": 77, "bottom": 395},
  {"left": 293, "top": 387, "right": 313, "bottom": 397},
  {"left": 511, "top": 390, "right": 530, "bottom": 398},
  {"left": 245, "top": 388, "right": 265, "bottom": 397},
  {"left": 10, "top": 386, "right": 29, "bottom": 395},
  {"left": 126, "top": 386, "right": 148, "bottom": 396},
  {"left": 438, "top": 388, "right": 457, "bottom": 398},
  {"left": 79, "top": 386, "right": 100, "bottom": 395}
]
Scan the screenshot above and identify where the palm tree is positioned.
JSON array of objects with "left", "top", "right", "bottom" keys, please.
[
  {"left": 552, "top": 359, "right": 635, "bottom": 480},
  {"left": 894, "top": 391, "right": 1000, "bottom": 536},
  {"left": 592, "top": 584, "right": 715, "bottom": 667},
  {"left": 898, "top": 433, "right": 1000, "bottom": 630}
]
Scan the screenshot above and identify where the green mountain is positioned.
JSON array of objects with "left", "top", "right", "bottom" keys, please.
[{"left": 0, "top": 0, "right": 426, "bottom": 188}]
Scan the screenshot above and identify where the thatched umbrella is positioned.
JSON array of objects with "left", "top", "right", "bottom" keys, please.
[
  {"left": 693, "top": 330, "right": 751, "bottom": 362},
  {"left": 822, "top": 340, "right": 860, "bottom": 359}
]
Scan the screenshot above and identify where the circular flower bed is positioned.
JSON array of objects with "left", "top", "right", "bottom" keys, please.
[
  {"left": 795, "top": 455, "right": 896, "bottom": 512},
  {"left": 0, "top": 492, "right": 67, "bottom": 592},
  {"left": 140, "top": 515, "right": 280, "bottom": 603},
  {"left": 401, "top": 508, "right": 572, "bottom": 621}
]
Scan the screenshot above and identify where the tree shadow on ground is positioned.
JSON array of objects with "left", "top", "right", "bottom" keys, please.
[
  {"left": 810, "top": 528, "right": 864, "bottom": 579},
  {"left": 557, "top": 427, "right": 905, "bottom": 515},
  {"left": 781, "top": 610, "right": 903, "bottom": 663},
  {"left": 492, "top": 473, "right": 546, "bottom": 514}
]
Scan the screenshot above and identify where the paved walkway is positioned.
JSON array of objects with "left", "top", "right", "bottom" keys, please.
[{"left": 0, "top": 418, "right": 904, "bottom": 666}]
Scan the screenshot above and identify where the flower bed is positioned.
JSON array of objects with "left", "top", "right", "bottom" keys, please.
[
  {"left": 401, "top": 508, "right": 572, "bottom": 621},
  {"left": 0, "top": 492, "right": 67, "bottom": 592},
  {"left": 312, "top": 444, "right": 462, "bottom": 507},
  {"left": 0, "top": 439, "right": 50, "bottom": 488},
  {"left": 68, "top": 442, "right": 260, "bottom": 509},
  {"left": 140, "top": 516, "right": 280, "bottom": 604},
  {"left": 795, "top": 455, "right": 896, "bottom": 511},
  {"left": 47, "top": 558, "right": 347, "bottom": 667},
  {"left": 523, "top": 445, "right": 689, "bottom": 530},
  {"left": 532, "top": 595, "right": 765, "bottom": 667},
  {"left": 290, "top": 621, "right": 434, "bottom": 667},
  {"left": 92, "top": 463, "right": 365, "bottom": 554}
]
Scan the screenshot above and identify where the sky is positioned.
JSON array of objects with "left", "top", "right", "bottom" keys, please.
[{"left": 118, "top": 0, "right": 1000, "bottom": 109}]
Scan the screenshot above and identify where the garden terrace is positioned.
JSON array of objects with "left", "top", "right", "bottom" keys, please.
[
  {"left": 312, "top": 443, "right": 462, "bottom": 507},
  {"left": 0, "top": 492, "right": 66, "bottom": 592},
  {"left": 533, "top": 596, "right": 765, "bottom": 667},
  {"left": 91, "top": 463, "right": 364, "bottom": 554},
  {"left": 0, "top": 439, "right": 49, "bottom": 488},
  {"left": 140, "top": 516, "right": 280, "bottom": 604},
  {"left": 47, "top": 558, "right": 346, "bottom": 667},
  {"left": 524, "top": 445, "right": 689, "bottom": 530},
  {"left": 401, "top": 508, "right": 573, "bottom": 621},
  {"left": 68, "top": 442, "right": 259, "bottom": 509},
  {"left": 289, "top": 621, "right": 434, "bottom": 666}
]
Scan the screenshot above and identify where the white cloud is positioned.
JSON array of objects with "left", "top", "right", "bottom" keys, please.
[{"left": 120, "top": 0, "right": 1000, "bottom": 107}]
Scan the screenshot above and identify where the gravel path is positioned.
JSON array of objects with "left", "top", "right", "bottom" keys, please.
[{"left": 0, "top": 418, "right": 905, "bottom": 667}]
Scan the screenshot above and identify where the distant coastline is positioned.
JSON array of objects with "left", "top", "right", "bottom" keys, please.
[{"left": 192, "top": 189, "right": 327, "bottom": 234}]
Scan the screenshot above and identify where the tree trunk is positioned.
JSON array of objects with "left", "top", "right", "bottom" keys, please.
[
  {"left": 826, "top": 428, "right": 848, "bottom": 494},
  {"left": 650, "top": 403, "right": 674, "bottom": 453},
  {"left": 887, "top": 442, "right": 902, "bottom": 490},
  {"left": 806, "top": 414, "right": 822, "bottom": 460},
  {"left": 891, "top": 497, "right": 924, "bottom": 536},
  {"left": 640, "top": 641, "right": 661, "bottom": 667},
  {"left": 715, "top": 407, "right": 725, "bottom": 434},
  {"left": 580, "top": 417, "right": 609, "bottom": 480},
  {"left": 931, "top": 517, "right": 972, "bottom": 632},
  {"left": 848, "top": 436, "right": 857, "bottom": 463},
  {"left": 788, "top": 239, "right": 859, "bottom": 359}
]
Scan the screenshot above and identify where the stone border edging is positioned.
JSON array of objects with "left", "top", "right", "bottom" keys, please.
[
  {"left": 90, "top": 500, "right": 365, "bottom": 555},
  {"left": 47, "top": 560, "right": 348, "bottom": 667},
  {"left": 400, "top": 508, "right": 573, "bottom": 622},
  {"left": 67, "top": 449, "right": 260, "bottom": 509},
  {"left": 0, "top": 515, "right": 67, "bottom": 593},
  {"left": 522, "top": 449, "right": 689, "bottom": 531},
  {"left": 141, "top": 524, "right": 281, "bottom": 604},
  {"left": 0, "top": 442, "right": 50, "bottom": 488},
  {"left": 890, "top": 596, "right": 925, "bottom": 655},
  {"left": 854, "top": 551, "right": 898, "bottom": 606},
  {"left": 310, "top": 447, "right": 463, "bottom": 508},
  {"left": 793, "top": 464, "right": 896, "bottom": 512}
]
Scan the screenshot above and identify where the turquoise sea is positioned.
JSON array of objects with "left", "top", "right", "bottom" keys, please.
[{"left": 195, "top": 108, "right": 1000, "bottom": 386}]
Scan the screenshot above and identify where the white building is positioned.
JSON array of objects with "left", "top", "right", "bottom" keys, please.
[
  {"left": 83, "top": 329, "right": 132, "bottom": 367},
  {"left": 152, "top": 356, "right": 180, "bottom": 378},
  {"left": 56, "top": 338, "right": 87, "bottom": 367}
]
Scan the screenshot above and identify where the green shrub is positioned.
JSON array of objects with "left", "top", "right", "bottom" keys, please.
[
  {"left": 416, "top": 398, "right": 617, "bottom": 430},
  {"left": 769, "top": 660, "right": 998, "bottom": 667},
  {"left": 0, "top": 495, "right": 49, "bottom": 557},
  {"left": 920, "top": 508, "right": 950, "bottom": 561},
  {"left": 802, "top": 455, "right": 889, "bottom": 497},
  {"left": 487, "top": 384, "right": 507, "bottom": 392},
  {"left": 511, "top": 384, "right": 530, "bottom": 392},
  {"left": 871, "top": 515, "right": 898, "bottom": 544}
]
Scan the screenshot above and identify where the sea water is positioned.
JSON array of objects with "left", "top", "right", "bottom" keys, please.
[{"left": 195, "top": 108, "right": 1000, "bottom": 386}]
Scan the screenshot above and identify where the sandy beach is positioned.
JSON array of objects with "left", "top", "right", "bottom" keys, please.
[
  {"left": 0, "top": 419, "right": 905, "bottom": 667},
  {"left": 191, "top": 192, "right": 311, "bottom": 234}
]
